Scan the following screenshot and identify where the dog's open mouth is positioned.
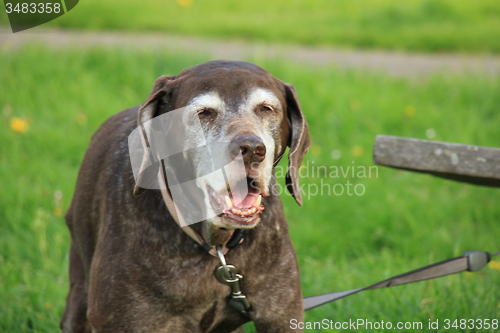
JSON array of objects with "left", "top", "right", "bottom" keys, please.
[{"left": 208, "top": 177, "right": 264, "bottom": 227}]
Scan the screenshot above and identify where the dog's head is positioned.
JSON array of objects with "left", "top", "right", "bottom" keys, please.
[{"left": 133, "top": 60, "right": 310, "bottom": 232}]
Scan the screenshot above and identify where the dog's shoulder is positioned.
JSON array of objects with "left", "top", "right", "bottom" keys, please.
[
  {"left": 89, "top": 106, "right": 140, "bottom": 147},
  {"left": 67, "top": 106, "right": 141, "bottom": 225},
  {"left": 81, "top": 105, "right": 140, "bottom": 171}
]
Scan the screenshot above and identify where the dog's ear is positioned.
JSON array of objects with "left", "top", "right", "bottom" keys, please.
[
  {"left": 133, "top": 75, "right": 175, "bottom": 196},
  {"left": 284, "top": 83, "right": 310, "bottom": 206}
]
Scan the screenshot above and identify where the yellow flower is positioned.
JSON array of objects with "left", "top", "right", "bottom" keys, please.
[
  {"left": 351, "top": 145, "right": 364, "bottom": 157},
  {"left": 405, "top": 105, "right": 416, "bottom": 117},
  {"left": 177, "top": 0, "right": 193, "bottom": 7},
  {"left": 488, "top": 260, "right": 500, "bottom": 271},
  {"left": 310, "top": 145, "right": 321, "bottom": 156},
  {"left": 53, "top": 207, "right": 63, "bottom": 217},
  {"left": 75, "top": 113, "right": 87, "bottom": 125},
  {"left": 10, "top": 117, "right": 29, "bottom": 133}
]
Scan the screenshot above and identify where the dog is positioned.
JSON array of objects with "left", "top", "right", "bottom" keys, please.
[{"left": 61, "top": 60, "right": 310, "bottom": 333}]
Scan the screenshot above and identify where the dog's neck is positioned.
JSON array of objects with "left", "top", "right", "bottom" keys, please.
[
  {"left": 196, "top": 221, "right": 236, "bottom": 247},
  {"left": 135, "top": 177, "right": 285, "bottom": 257}
]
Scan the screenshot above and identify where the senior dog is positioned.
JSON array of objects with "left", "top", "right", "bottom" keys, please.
[{"left": 61, "top": 60, "right": 310, "bottom": 333}]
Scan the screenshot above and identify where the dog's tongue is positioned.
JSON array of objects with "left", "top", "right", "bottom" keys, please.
[{"left": 231, "top": 188, "right": 258, "bottom": 208}]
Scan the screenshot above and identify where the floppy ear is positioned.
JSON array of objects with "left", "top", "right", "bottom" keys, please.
[
  {"left": 133, "top": 75, "right": 175, "bottom": 196},
  {"left": 284, "top": 83, "right": 311, "bottom": 206}
]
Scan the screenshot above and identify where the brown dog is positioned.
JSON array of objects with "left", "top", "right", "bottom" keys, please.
[{"left": 61, "top": 60, "right": 310, "bottom": 333}]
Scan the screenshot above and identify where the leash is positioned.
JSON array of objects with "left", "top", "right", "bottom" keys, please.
[
  {"left": 156, "top": 164, "right": 498, "bottom": 315},
  {"left": 304, "top": 250, "right": 499, "bottom": 311},
  {"left": 215, "top": 246, "right": 253, "bottom": 317},
  {"left": 156, "top": 162, "right": 498, "bottom": 316},
  {"left": 157, "top": 160, "right": 498, "bottom": 315}
]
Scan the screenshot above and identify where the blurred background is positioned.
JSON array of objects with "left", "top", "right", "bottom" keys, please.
[{"left": 1, "top": 1, "right": 499, "bottom": 332}]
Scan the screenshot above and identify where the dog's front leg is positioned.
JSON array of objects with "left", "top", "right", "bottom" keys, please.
[{"left": 249, "top": 255, "right": 305, "bottom": 332}]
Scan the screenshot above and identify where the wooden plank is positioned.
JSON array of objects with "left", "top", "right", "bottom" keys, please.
[{"left": 373, "top": 135, "right": 500, "bottom": 188}]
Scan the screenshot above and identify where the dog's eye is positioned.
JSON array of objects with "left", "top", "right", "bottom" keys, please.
[
  {"left": 196, "top": 108, "right": 217, "bottom": 121},
  {"left": 259, "top": 104, "right": 274, "bottom": 113}
]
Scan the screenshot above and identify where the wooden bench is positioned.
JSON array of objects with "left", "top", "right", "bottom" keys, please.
[{"left": 373, "top": 135, "right": 500, "bottom": 188}]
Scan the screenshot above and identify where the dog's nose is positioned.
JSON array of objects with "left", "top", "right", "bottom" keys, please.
[{"left": 229, "top": 135, "right": 266, "bottom": 164}]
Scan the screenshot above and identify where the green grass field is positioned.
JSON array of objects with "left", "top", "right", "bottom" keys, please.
[
  {"left": 2, "top": 0, "right": 500, "bottom": 53},
  {"left": 1, "top": 45, "right": 499, "bottom": 332}
]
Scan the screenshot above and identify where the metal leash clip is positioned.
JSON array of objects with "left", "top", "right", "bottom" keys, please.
[{"left": 216, "top": 246, "right": 252, "bottom": 316}]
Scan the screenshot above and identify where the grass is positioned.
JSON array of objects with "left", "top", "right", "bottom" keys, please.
[
  {"left": 0, "top": 45, "right": 499, "bottom": 332},
  {"left": 2, "top": 0, "right": 500, "bottom": 53}
]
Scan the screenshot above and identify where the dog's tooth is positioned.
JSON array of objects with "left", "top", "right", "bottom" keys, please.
[
  {"left": 249, "top": 207, "right": 256, "bottom": 214},
  {"left": 225, "top": 196, "right": 232, "bottom": 209},
  {"left": 231, "top": 208, "right": 241, "bottom": 215},
  {"left": 254, "top": 195, "right": 262, "bottom": 208}
]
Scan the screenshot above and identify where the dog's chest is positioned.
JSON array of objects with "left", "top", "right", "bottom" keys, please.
[{"left": 150, "top": 260, "right": 248, "bottom": 331}]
